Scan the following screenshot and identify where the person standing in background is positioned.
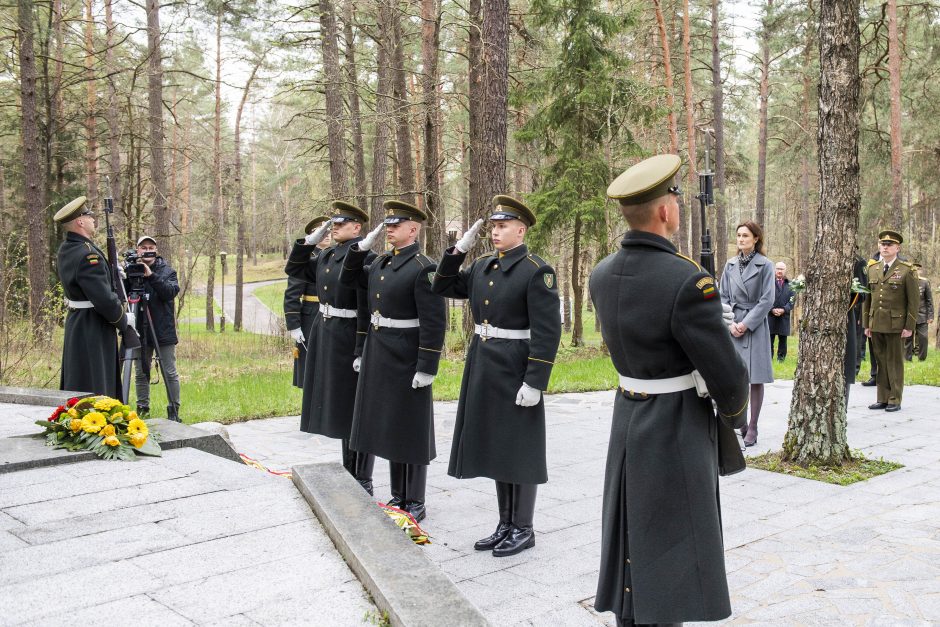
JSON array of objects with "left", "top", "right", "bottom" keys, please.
[
  {"left": 904, "top": 263, "right": 932, "bottom": 361},
  {"left": 768, "top": 261, "right": 794, "bottom": 363}
]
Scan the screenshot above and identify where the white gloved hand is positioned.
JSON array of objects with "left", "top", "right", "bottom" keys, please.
[
  {"left": 358, "top": 223, "right": 385, "bottom": 252},
  {"left": 304, "top": 221, "right": 331, "bottom": 246},
  {"left": 353, "top": 357, "right": 361, "bottom": 373},
  {"left": 721, "top": 303, "right": 734, "bottom": 326},
  {"left": 412, "top": 372, "right": 435, "bottom": 389},
  {"left": 515, "top": 382, "right": 542, "bottom": 407},
  {"left": 126, "top": 312, "right": 136, "bottom": 329},
  {"left": 289, "top": 327, "right": 305, "bottom": 344},
  {"left": 118, "top": 266, "right": 127, "bottom": 280},
  {"left": 455, "top": 218, "right": 485, "bottom": 253}
]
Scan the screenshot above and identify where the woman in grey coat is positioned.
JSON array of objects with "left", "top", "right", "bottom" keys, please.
[{"left": 719, "top": 220, "right": 775, "bottom": 446}]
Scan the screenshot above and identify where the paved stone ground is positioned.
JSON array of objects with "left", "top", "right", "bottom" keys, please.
[
  {"left": 212, "top": 279, "right": 284, "bottom": 336},
  {"left": 0, "top": 414, "right": 378, "bottom": 625},
  {"left": 224, "top": 381, "right": 940, "bottom": 627}
]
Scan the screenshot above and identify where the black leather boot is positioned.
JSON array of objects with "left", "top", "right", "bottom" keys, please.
[
  {"left": 474, "top": 481, "right": 513, "bottom": 550},
  {"left": 166, "top": 404, "right": 180, "bottom": 423},
  {"left": 341, "top": 439, "right": 356, "bottom": 476},
  {"left": 387, "top": 461, "right": 406, "bottom": 508},
  {"left": 403, "top": 464, "right": 428, "bottom": 522},
  {"left": 493, "top": 483, "right": 537, "bottom": 557},
  {"left": 355, "top": 451, "right": 375, "bottom": 496}
]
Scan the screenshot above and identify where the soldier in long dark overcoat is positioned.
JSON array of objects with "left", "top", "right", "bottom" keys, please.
[
  {"left": 433, "top": 195, "right": 561, "bottom": 557},
  {"left": 590, "top": 155, "right": 749, "bottom": 627},
  {"left": 54, "top": 197, "right": 140, "bottom": 399},
  {"left": 341, "top": 201, "right": 446, "bottom": 522},
  {"left": 284, "top": 202, "right": 375, "bottom": 492},
  {"left": 284, "top": 216, "right": 329, "bottom": 388}
]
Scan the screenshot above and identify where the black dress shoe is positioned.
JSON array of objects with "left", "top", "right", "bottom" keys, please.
[
  {"left": 744, "top": 438, "right": 757, "bottom": 447},
  {"left": 474, "top": 522, "right": 512, "bottom": 551},
  {"left": 357, "top": 479, "right": 374, "bottom": 496},
  {"left": 885, "top": 404, "right": 901, "bottom": 412},
  {"left": 492, "top": 525, "right": 535, "bottom": 557},
  {"left": 386, "top": 496, "right": 404, "bottom": 509},
  {"left": 404, "top": 501, "right": 426, "bottom": 522},
  {"left": 861, "top": 378, "right": 877, "bottom": 387},
  {"left": 868, "top": 402, "right": 888, "bottom": 410}
]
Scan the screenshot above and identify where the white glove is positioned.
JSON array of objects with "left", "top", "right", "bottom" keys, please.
[
  {"left": 289, "top": 327, "right": 305, "bottom": 344},
  {"left": 455, "top": 219, "right": 485, "bottom": 253},
  {"left": 515, "top": 382, "right": 542, "bottom": 407},
  {"left": 118, "top": 266, "right": 127, "bottom": 280},
  {"left": 721, "top": 303, "right": 734, "bottom": 325},
  {"left": 126, "top": 312, "right": 136, "bottom": 329},
  {"left": 353, "top": 357, "right": 361, "bottom": 373},
  {"left": 358, "top": 223, "right": 385, "bottom": 251},
  {"left": 412, "top": 372, "right": 435, "bottom": 388},
  {"left": 304, "top": 221, "right": 331, "bottom": 246}
]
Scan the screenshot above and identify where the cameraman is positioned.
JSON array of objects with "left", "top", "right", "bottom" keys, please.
[{"left": 125, "top": 235, "right": 181, "bottom": 420}]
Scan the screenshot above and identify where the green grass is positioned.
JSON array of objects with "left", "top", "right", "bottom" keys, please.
[
  {"left": 185, "top": 252, "right": 289, "bottom": 287},
  {"left": 748, "top": 450, "right": 903, "bottom": 485},
  {"left": 252, "top": 281, "right": 288, "bottom": 316}
]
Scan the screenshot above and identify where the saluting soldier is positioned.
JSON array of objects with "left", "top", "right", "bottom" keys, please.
[
  {"left": 904, "top": 263, "right": 933, "bottom": 361},
  {"left": 284, "top": 216, "right": 330, "bottom": 388},
  {"left": 55, "top": 196, "right": 140, "bottom": 398},
  {"left": 432, "top": 195, "right": 561, "bottom": 557},
  {"left": 863, "top": 230, "right": 919, "bottom": 412},
  {"left": 284, "top": 202, "right": 375, "bottom": 493},
  {"left": 341, "top": 200, "right": 447, "bottom": 522},
  {"left": 590, "top": 155, "right": 749, "bottom": 627}
]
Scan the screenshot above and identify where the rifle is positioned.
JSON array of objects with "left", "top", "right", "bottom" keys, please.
[{"left": 102, "top": 177, "right": 140, "bottom": 402}]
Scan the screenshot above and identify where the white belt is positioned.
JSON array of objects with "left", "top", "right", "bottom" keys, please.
[
  {"left": 474, "top": 323, "right": 530, "bottom": 340},
  {"left": 66, "top": 299, "right": 94, "bottom": 309},
  {"left": 320, "top": 304, "right": 357, "bottom": 319},
  {"left": 370, "top": 312, "right": 419, "bottom": 329},
  {"left": 618, "top": 370, "right": 709, "bottom": 398}
]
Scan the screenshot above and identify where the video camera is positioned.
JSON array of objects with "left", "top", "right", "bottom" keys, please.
[{"left": 122, "top": 249, "right": 156, "bottom": 281}]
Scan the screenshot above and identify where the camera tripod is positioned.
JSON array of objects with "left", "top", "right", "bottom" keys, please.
[{"left": 120, "top": 283, "right": 179, "bottom": 422}]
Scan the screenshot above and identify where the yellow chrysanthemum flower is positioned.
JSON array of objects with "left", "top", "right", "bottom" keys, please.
[
  {"left": 127, "top": 418, "right": 148, "bottom": 436},
  {"left": 67, "top": 408, "right": 79, "bottom": 418},
  {"left": 101, "top": 424, "right": 116, "bottom": 437},
  {"left": 128, "top": 432, "right": 147, "bottom": 448},
  {"left": 69, "top": 419, "right": 83, "bottom": 433},
  {"left": 81, "top": 412, "right": 107, "bottom": 434},
  {"left": 103, "top": 435, "right": 121, "bottom": 447}
]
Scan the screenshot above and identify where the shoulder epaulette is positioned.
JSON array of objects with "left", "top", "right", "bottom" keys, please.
[
  {"left": 472, "top": 252, "right": 497, "bottom": 264},
  {"left": 83, "top": 242, "right": 94, "bottom": 252},
  {"left": 525, "top": 254, "right": 548, "bottom": 269},
  {"left": 413, "top": 255, "right": 430, "bottom": 268},
  {"left": 867, "top": 259, "right": 879, "bottom": 267},
  {"left": 898, "top": 260, "right": 914, "bottom": 268},
  {"left": 675, "top": 252, "right": 702, "bottom": 271}
]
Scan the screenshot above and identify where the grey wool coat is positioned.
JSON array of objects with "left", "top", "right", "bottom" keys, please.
[{"left": 719, "top": 253, "right": 775, "bottom": 384}]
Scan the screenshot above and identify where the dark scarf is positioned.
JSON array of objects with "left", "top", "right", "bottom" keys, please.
[{"left": 738, "top": 249, "right": 758, "bottom": 275}]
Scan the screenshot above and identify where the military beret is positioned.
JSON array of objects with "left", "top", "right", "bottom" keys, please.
[
  {"left": 878, "top": 229, "right": 903, "bottom": 245},
  {"left": 304, "top": 215, "right": 330, "bottom": 234},
  {"left": 607, "top": 154, "right": 682, "bottom": 205},
  {"left": 330, "top": 201, "right": 369, "bottom": 224},
  {"left": 53, "top": 196, "right": 90, "bottom": 224},
  {"left": 383, "top": 200, "right": 427, "bottom": 224},
  {"left": 490, "top": 194, "right": 536, "bottom": 227}
]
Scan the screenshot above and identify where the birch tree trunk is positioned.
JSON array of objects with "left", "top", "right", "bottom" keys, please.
[
  {"left": 234, "top": 62, "right": 262, "bottom": 332},
  {"left": 206, "top": 10, "right": 222, "bottom": 332},
  {"left": 783, "top": 0, "right": 859, "bottom": 466}
]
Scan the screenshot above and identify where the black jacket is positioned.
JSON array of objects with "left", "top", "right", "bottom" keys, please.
[
  {"left": 767, "top": 277, "right": 795, "bottom": 336},
  {"left": 126, "top": 257, "right": 180, "bottom": 346}
]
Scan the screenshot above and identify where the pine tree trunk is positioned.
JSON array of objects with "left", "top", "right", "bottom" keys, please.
[
  {"left": 207, "top": 10, "right": 222, "bottom": 332},
  {"left": 755, "top": 0, "right": 772, "bottom": 228},
  {"left": 321, "top": 0, "right": 349, "bottom": 198},
  {"left": 652, "top": 0, "right": 678, "bottom": 154},
  {"left": 682, "top": 0, "right": 698, "bottom": 258},
  {"left": 233, "top": 62, "right": 262, "bottom": 332},
  {"left": 147, "top": 0, "right": 169, "bottom": 261},
  {"left": 421, "top": 0, "right": 443, "bottom": 257},
  {"left": 782, "top": 0, "right": 858, "bottom": 467},
  {"left": 51, "top": 0, "right": 65, "bottom": 199},
  {"left": 711, "top": 0, "right": 728, "bottom": 277},
  {"left": 18, "top": 0, "right": 49, "bottom": 329},
  {"left": 370, "top": 0, "right": 394, "bottom": 223},
  {"left": 798, "top": 6, "right": 814, "bottom": 272},
  {"left": 84, "top": 0, "right": 99, "bottom": 211},
  {"left": 104, "top": 0, "right": 123, "bottom": 228},
  {"left": 343, "top": 1, "right": 368, "bottom": 210},
  {"left": 571, "top": 215, "right": 584, "bottom": 347},
  {"left": 887, "top": 0, "right": 903, "bottom": 227}
]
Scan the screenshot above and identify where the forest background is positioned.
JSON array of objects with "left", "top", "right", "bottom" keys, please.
[{"left": 2, "top": 0, "right": 939, "bottom": 426}]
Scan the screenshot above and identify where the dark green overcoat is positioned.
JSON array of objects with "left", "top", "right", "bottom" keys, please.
[
  {"left": 432, "top": 244, "right": 561, "bottom": 484},
  {"left": 341, "top": 242, "right": 446, "bottom": 464},
  {"left": 589, "top": 230, "right": 749, "bottom": 624},
  {"left": 284, "top": 273, "right": 320, "bottom": 388},
  {"left": 57, "top": 232, "right": 127, "bottom": 398},
  {"left": 285, "top": 238, "right": 372, "bottom": 437}
]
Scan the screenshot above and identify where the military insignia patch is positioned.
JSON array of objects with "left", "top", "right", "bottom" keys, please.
[
  {"left": 427, "top": 271, "right": 436, "bottom": 283},
  {"left": 696, "top": 277, "right": 715, "bottom": 289},
  {"left": 543, "top": 273, "right": 556, "bottom": 289},
  {"left": 86, "top": 254, "right": 99, "bottom": 265},
  {"left": 702, "top": 286, "right": 716, "bottom": 299}
]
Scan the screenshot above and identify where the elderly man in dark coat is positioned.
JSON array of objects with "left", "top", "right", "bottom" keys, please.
[
  {"left": 284, "top": 216, "right": 329, "bottom": 388},
  {"left": 768, "top": 261, "right": 795, "bottom": 362},
  {"left": 285, "top": 202, "right": 375, "bottom": 493},
  {"left": 55, "top": 197, "right": 140, "bottom": 399},
  {"left": 433, "top": 195, "right": 561, "bottom": 557},
  {"left": 590, "top": 155, "right": 749, "bottom": 627},
  {"left": 341, "top": 201, "right": 446, "bottom": 522}
]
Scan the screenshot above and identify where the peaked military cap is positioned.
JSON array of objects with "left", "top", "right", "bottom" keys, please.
[
  {"left": 330, "top": 201, "right": 368, "bottom": 224},
  {"left": 607, "top": 154, "right": 682, "bottom": 205},
  {"left": 383, "top": 200, "right": 427, "bottom": 224},
  {"left": 490, "top": 194, "right": 536, "bottom": 227},
  {"left": 54, "top": 196, "right": 90, "bottom": 224},
  {"left": 304, "top": 215, "right": 330, "bottom": 234},
  {"left": 878, "top": 229, "right": 903, "bottom": 245}
]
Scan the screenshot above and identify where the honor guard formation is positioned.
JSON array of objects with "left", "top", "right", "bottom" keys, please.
[{"left": 50, "top": 152, "right": 930, "bottom": 627}]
